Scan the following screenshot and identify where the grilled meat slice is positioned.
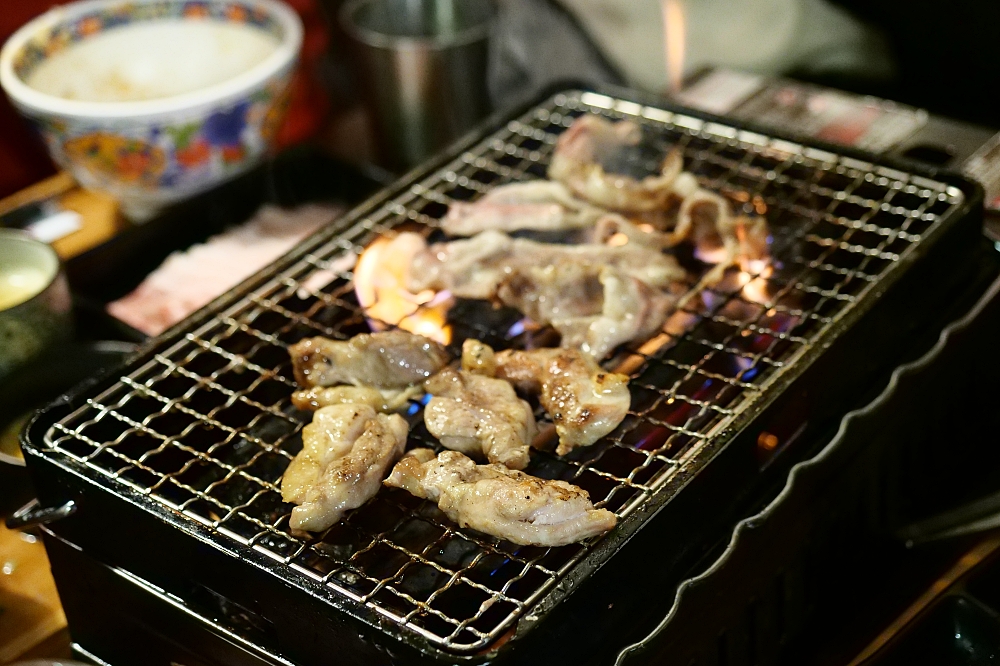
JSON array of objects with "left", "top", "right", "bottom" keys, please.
[
  {"left": 497, "top": 264, "right": 677, "bottom": 359},
  {"left": 442, "top": 180, "right": 607, "bottom": 236},
  {"left": 384, "top": 449, "right": 617, "bottom": 546},
  {"left": 591, "top": 213, "right": 677, "bottom": 250},
  {"left": 291, "top": 385, "right": 422, "bottom": 412},
  {"left": 673, "top": 189, "right": 772, "bottom": 272},
  {"left": 408, "top": 230, "right": 516, "bottom": 300},
  {"left": 494, "top": 347, "right": 630, "bottom": 455},
  {"left": 497, "top": 260, "right": 606, "bottom": 322},
  {"left": 408, "top": 230, "right": 686, "bottom": 299},
  {"left": 548, "top": 114, "right": 683, "bottom": 212},
  {"left": 281, "top": 404, "right": 408, "bottom": 532},
  {"left": 423, "top": 359, "right": 537, "bottom": 470},
  {"left": 289, "top": 330, "right": 449, "bottom": 389}
]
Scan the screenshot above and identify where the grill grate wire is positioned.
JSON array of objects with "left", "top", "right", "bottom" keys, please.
[{"left": 40, "top": 91, "right": 965, "bottom": 653}]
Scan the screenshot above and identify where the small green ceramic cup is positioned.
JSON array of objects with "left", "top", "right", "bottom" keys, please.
[{"left": 0, "top": 229, "right": 73, "bottom": 382}]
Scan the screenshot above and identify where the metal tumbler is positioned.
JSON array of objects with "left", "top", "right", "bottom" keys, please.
[{"left": 340, "top": 0, "right": 494, "bottom": 172}]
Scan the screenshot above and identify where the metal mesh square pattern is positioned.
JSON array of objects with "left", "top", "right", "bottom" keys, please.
[{"left": 40, "top": 91, "right": 965, "bottom": 654}]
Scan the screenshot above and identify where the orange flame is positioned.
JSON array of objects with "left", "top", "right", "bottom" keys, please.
[
  {"left": 662, "top": 0, "right": 686, "bottom": 94},
  {"left": 354, "top": 235, "right": 453, "bottom": 344},
  {"left": 737, "top": 264, "right": 773, "bottom": 305}
]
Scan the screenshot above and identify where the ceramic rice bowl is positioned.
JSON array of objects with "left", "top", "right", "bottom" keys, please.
[{"left": 0, "top": 0, "right": 303, "bottom": 220}]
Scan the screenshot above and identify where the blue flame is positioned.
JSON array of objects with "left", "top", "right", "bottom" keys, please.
[
  {"left": 508, "top": 319, "right": 528, "bottom": 337},
  {"left": 407, "top": 393, "right": 434, "bottom": 416}
]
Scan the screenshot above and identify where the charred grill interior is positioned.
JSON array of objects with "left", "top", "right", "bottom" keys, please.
[{"left": 23, "top": 89, "right": 978, "bottom": 663}]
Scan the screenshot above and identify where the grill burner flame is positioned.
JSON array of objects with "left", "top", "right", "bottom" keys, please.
[
  {"left": 354, "top": 235, "right": 453, "bottom": 344},
  {"left": 739, "top": 264, "right": 773, "bottom": 305}
]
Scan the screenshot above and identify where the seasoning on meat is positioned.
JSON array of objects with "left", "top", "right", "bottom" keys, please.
[
  {"left": 494, "top": 346, "right": 630, "bottom": 455},
  {"left": 423, "top": 342, "right": 538, "bottom": 470},
  {"left": 384, "top": 448, "right": 617, "bottom": 546},
  {"left": 281, "top": 404, "right": 408, "bottom": 532}
]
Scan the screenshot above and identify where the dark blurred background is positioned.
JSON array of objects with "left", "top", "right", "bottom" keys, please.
[
  {"left": 809, "top": 0, "right": 998, "bottom": 126},
  {"left": 2, "top": 0, "right": 997, "bottom": 200}
]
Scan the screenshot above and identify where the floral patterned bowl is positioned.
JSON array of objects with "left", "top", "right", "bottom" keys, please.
[{"left": 0, "top": 0, "right": 302, "bottom": 220}]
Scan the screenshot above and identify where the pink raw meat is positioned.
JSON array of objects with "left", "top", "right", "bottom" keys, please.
[{"left": 108, "top": 203, "right": 342, "bottom": 336}]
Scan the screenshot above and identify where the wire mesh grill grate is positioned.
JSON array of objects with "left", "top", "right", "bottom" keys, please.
[{"left": 40, "top": 91, "right": 965, "bottom": 654}]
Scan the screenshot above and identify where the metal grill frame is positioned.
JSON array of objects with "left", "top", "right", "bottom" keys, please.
[{"left": 22, "top": 86, "right": 982, "bottom": 663}]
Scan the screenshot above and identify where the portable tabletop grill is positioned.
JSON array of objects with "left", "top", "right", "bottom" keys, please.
[{"left": 19, "top": 87, "right": 985, "bottom": 666}]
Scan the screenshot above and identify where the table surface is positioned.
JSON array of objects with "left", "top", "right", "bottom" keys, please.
[
  {"left": 0, "top": 172, "right": 109, "bottom": 664},
  {"left": 0, "top": 524, "right": 68, "bottom": 664}
]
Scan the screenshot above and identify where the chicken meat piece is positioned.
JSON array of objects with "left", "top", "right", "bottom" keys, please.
[
  {"left": 289, "top": 330, "right": 450, "bottom": 389},
  {"left": 291, "top": 385, "right": 422, "bottom": 412},
  {"left": 493, "top": 347, "right": 630, "bottom": 455},
  {"left": 385, "top": 449, "right": 617, "bottom": 546},
  {"left": 548, "top": 114, "right": 683, "bottom": 213},
  {"left": 497, "top": 263, "right": 678, "bottom": 359},
  {"left": 442, "top": 180, "right": 607, "bottom": 236},
  {"left": 281, "top": 404, "right": 408, "bottom": 532},
  {"left": 408, "top": 230, "right": 686, "bottom": 299},
  {"left": 461, "top": 337, "right": 497, "bottom": 376},
  {"left": 423, "top": 361, "right": 537, "bottom": 470}
]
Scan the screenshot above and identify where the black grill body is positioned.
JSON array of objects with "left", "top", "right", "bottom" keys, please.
[{"left": 20, "top": 85, "right": 989, "bottom": 666}]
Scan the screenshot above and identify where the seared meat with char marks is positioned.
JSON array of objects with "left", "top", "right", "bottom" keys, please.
[
  {"left": 290, "top": 330, "right": 449, "bottom": 389},
  {"left": 385, "top": 449, "right": 617, "bottom": 546},
  {"left": 494, "top": 347, "right": 630, "bottom": 455},
  {"left": 282, "top": 404, "right": 408, "bottom": 532},
  {"left": 423, "top": 349, "right": 538, "bottom": 470}
]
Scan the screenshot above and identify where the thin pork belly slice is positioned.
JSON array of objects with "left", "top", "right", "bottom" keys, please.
[
  {"left": 441, "top": 180, "right": 607, "bottom": 236},
  {"left": 548, "top": 114, "right": 683, "bottom": 213},
  {"left": 497, "top": 263, "right": 678, "bottom": 360},
  {"left": 408, "top": 230, "right": 686, "bottom": 299}
]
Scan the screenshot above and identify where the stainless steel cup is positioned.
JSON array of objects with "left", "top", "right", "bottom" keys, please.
[
  {"left": 0, "top": 230, "right": 73, "bottom": 382},
  {"left": 340, "top": 0, "right": 494, "bottom": 172}
]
